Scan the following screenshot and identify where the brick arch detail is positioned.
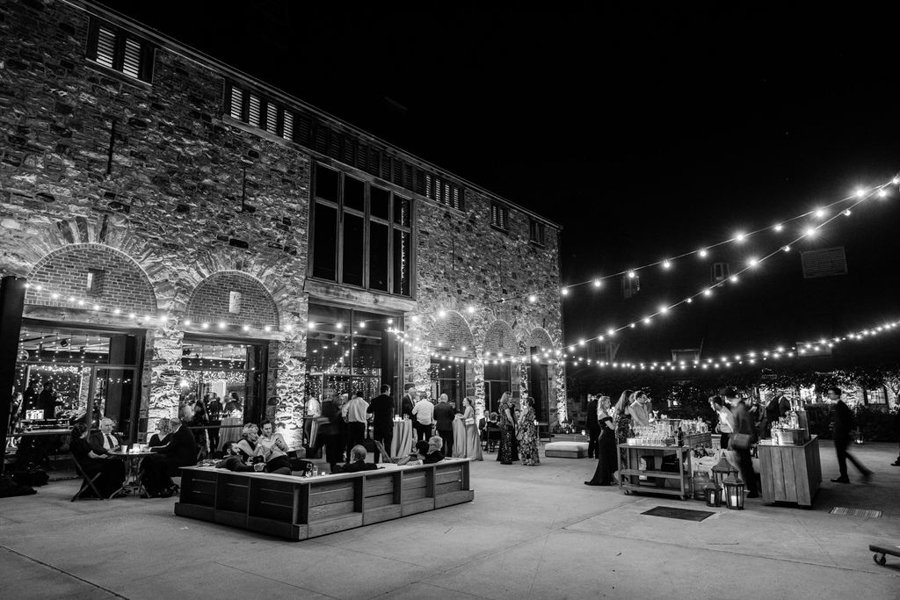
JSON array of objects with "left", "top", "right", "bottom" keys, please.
[
  {"left": 427, "top": 310, "right": 475, "bottom": 353},
  {"left": 26, "top": 243, "right": 158, "bottom": 315},
  {"left": 483, "top": 319, "right": 518, "bottom": 356},
  {"left": 525, "top": 327, "right": 555, "bottom": 351},
  {"left": 185, "top": 271, "right": 280, "bottom": 327}
]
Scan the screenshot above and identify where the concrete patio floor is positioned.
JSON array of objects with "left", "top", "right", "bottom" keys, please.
[{"left": 1, "top": 440, "right": 899, "bottom": 600}]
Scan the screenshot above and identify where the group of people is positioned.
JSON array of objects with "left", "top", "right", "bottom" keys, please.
[
  {"left": 69, "top": 416, "right": 198, "bottom": 499},
  {"left": 177, "top": 391, "right": 245, "bottom": 455},
  {"left": 493, "top": 392, "right": 540, "bottom": 466}
]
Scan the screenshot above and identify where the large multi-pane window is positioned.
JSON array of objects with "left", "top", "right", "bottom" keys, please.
[{"left": 311, "top": 164, "right": 412, "bottom": 296}]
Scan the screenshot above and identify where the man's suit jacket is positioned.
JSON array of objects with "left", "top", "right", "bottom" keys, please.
[
  {"left": 367, "top": 394, "right": 394, "bottom": 429},
  {"left": 88, "top": 430, "right": 121, "bottom": 455},
  {"left": 586, "top": 400, "right": 599, "bottom": 429},
  {"left": 401, "top": 394, "right": 415, "bottom": 419},
  {"left": 833, "top": 400, "right": 853, "bottom": 442},
  {"left": 433, "top": 402, "right": 456, "bottom": 432},
  {"left": 152, "top": 425, "right": 198, "bottom": 466}
]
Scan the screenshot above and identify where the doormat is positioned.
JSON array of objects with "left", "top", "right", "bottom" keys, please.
[
  {"left": 829, "top": 507, "right": 882, "bottom": 519},
  {"left": 641, "top": 506, "right": 715, "bottom": 522}
]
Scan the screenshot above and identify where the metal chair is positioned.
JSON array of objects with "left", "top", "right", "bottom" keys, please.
[{"left": 70, "top": 454, "right": 106, "bottom": 502}]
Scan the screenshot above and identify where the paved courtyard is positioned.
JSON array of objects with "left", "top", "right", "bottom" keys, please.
[{"left": 1, "top": 440, "right": 899, "bottom": 600}]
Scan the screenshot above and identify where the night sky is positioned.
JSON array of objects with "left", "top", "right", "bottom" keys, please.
[{"left": 102, "top": 2, "right": 900, "bottom": 362}]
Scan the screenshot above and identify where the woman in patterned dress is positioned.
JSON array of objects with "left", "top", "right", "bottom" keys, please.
[
  {"left": 496, "top": 393, "right": 516, "bottom": 464},
  {"left": 517, "top": 396, "right": 540, "bottom": 466}
]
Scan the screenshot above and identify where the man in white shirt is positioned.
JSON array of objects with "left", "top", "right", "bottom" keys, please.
[
  {"left": 344, "top": 391, "right": 369, "bottom": 457},
  {"left": 412, "top": 394, "right": 435, "bottom": 442}
]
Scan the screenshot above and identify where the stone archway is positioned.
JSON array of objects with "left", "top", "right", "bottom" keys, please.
[
  {"left": 483, "top": 319, "right": 518, "bottom": 357},
  {"left": 184, "top": 271, "right": 279, "bottom": 328},
  {"left": 428, "top": 310, "right": 475, "bottom": 354}
]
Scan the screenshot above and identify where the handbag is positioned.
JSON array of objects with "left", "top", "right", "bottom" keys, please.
[
  {"left": 731, "top": 432, "right": 752, "bottom": 450},
  {"left": 464, "top": 417, "right": 475, "bottom": 426}
]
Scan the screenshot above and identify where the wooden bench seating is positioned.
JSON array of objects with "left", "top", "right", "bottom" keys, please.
[{"left": 174, "top": 459, "right": 474, "bottom": 541}]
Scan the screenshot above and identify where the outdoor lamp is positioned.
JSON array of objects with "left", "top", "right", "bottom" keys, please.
[
  {"left": 711, "top": 456, "right": 739, "bottom": 504},
  {"left": 724, "top": 474, "right": 745, "bottom": 510},
  {"left": 704, "top": 481, "right": 722, "bottom": 507}
]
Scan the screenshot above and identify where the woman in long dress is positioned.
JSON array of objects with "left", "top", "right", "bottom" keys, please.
[
  {"left": 496, "top": 392, "right": 516, "bottom": 464},
  {"left": 462, "top": 397, "right": 483, "bottom": 460},
  {"left": 517, "top": 396, "right": 540, "bottom": 466},
  {"left": 585, "top": 396, "right": 617, "bottom": 485}
]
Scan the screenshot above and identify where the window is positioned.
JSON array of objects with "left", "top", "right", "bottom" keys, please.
[
  {"left": 865, "top": 388, "right": 887, "bottom": 405},
  {"left": 425, "top": 174, "right": 464, "bottom": 211},
  {"left": 86, "top": 19, "right": 154, "bottom": 83},
  {"left": 86, "top": 269, "right": 105, "bottom": 296},
  {"left": 226, "top": 82, "right": 296, "bottom": 142},
  {"left": 712, "top": 262, "right": 730, "bottom": 283},
  {"left": 228, "top": 291, "right": 242, "bottom": 314},
  {"left": 310, "top": 164, "right": 413, "bottom": 296},
  {"left": 491, "top": 202, "right": 509, "bottom": 230},
  {"left": 529, "top": 220, "right": 546, "bottom": 245}
]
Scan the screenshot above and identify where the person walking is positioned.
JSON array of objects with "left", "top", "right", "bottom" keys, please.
[
  {"left": 585, "top": 394, "right": 601, "bottom": 459},
  {"left": 724, "top": 387, "right": 759, "bottom": 498},
  {"left": 710, "top": 395, "right": 734, "bottom": 450},
  {"left": 828, "top": 386, "right": 872, "bottom": 483},
  {"left": 517, "top": 397, "right": 540, "bottom": 466},
  {"left": 585, "top": 396, "right": 617, "bottom": 485},
  {"left": 496, "top": 392, "right": 517, "bottom": 464},
  {"left": 367, "top": 384, "right": 394, "bottom": 464}
]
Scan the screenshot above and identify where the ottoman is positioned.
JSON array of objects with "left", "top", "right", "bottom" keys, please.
[{"left": 544, "top": 441, "right": 589, "bottom": 459}]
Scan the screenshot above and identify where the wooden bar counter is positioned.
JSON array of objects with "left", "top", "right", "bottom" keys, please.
[
  {"left": 174, "top": 459, "right": 474, "bottom": 541},
  {"left": 758, "top": 435, "right": 821, "bottom": 507}
]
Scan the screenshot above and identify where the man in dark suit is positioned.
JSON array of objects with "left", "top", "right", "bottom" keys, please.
[
  {"left": 367, "top": 384, "right": 394, "bottom": 464},
  {"left": 142, "top": 417, "right": 197, "bottom": 497},
  {"left": 433, "top": 394, "right": 456, "bottom": 456},
  {"left": 401, "top": 384, "right": 416, "bottom": 420},
  {"left": 585, "top": 394, "right": 600, "bottom": 459},
  {"left": 89, "top": 417, "right": 122, "bottom": 455},
  {"left": 828, "top": 387, "right": 872, "bottom": 483}
]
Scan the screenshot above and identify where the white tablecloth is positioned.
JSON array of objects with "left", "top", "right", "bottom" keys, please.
[{"left": 391, "top": 420, "right": 414, "bottom": 458}]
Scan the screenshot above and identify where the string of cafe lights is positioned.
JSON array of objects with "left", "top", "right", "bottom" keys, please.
[
  {"left": 559, "top": 317, "right": 900, "bottom": 372},
  {"left": 562, "top": 178, "right": 900, "bottom": 348}
]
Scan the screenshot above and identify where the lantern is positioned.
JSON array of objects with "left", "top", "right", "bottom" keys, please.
[
  {"left": 711, "top": 456, "right": 739, "bottom": 504},
  {"left": 724, "top": 474, "right": 745, "bottom": 510},
  {"left": 704, "top": 481, "right": 722, "bottom": 507}
]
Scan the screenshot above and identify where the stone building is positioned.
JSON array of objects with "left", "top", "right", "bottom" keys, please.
[{"left": 0, "top": 0, "right": 564, "bottom": 448}]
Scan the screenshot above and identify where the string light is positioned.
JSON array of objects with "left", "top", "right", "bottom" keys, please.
[{"left": 592, "top": 278, "right": 602, "bottom": 288}]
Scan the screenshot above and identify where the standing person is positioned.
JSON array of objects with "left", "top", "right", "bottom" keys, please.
[
  {"left": 367, "top": 384, "right": 394, "bottom": 463},
  {"left": 710, "top": 395, "right": 734, "bottom": 449},
  {"left": 724, "top": 387, "right": 759, "bottom": 498},
  {"left": 628, "top": 391, "right": 651, "bottom": 427},
  {"left": 892, "top": 407, "right": 900, "bottom": 467},
  {"left": 433, "top": 393, "right": 456, "bottom": 456},
  {"left": 319, "top": 392, "right": 345, "bottom": 472},
  {"left": 401, "top": 384, "right": 416, "bottom": 420},
  {"left": 613, "top": 390, "right": 633, "bottom": 444},
  {"left": 344, "top": 390, "right": 369, "bottom": 458},
  {"left": 517, "top": 397, "right": 540, "bottom": 466},
  {"left": 585, "top": 394, "right": 600, "bottom": 459},
  {"left": 763, "top": 393, "right": 791, "bottom": 437},
  {"left": 828, "top": 386, "right": 872, "bottom": 483},
  {"left": 496, "top": 392, "right": 517, "bottom": 464},
  {"left": 192, "top": 395, "right": 210, "bottom": 457},
  {"left": 412, "top": 392, "right": 435, "bottom": 442},
  {"left": 585, "top": 396, "right": 617, "bottom": 485},
  {"left": 461, "top": 397, "right": 483, "bottom": 460},
  {"left": 206, "top": 393, "right": 222, "bottom": 454}
]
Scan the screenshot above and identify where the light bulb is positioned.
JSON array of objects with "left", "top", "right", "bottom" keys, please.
[
  {"left": 814, "top": 208, "right": 826, "bottom": 219},
  {"left": 659, "top": 305, "right": 669, "bottom": 314},
  {"left": 643, "top": 317, "right": 652, "bottom": 325},
  {"left": 527, "top": 295, "right": 537, "bottom": 304},
  {"left": 734, "top": 232, "right": 746, "bottom": 243},
  {"left": 703, "top": 289, "right": 713, "bottom": 297},
  {"left": 855, "top": 187, "right": 866, "bottom": 198},
  {"left": 773, "top": 223, "right": 783, "bottom": 232},
  {"left": 308, "top": 322, "right": 316, "bottom": 330},
  {"left": 747, "top": 258, "right": 759, "bottom": 268},
  {"left": 783, "top": 245, "right": 791, "bottom": 252},
  {"left": 438, "top": 309, "right": 448, "bottom": 318},
  {"left": 561, "top": 287, "right": 569, "bottom": 296},
  {"left": 843, "top": 209, "right": 851, "bottom": 217},
  {"left": 592, "top": 278, "right": 602, "bottom": 288},
  {"left": 805, "top": 227, "right": 816, "bottom": 238},
  {"left": 698, "top": 248, "right": 708, "bottom": 258},
  {"left": 729, "top": 275, "right": 739, "bottom": 284},
  {"left": 662, "top": 260, "right": 671, "bottom": 270},
  {"left": 606, "top": 328, "right": 616, "bottom": 336},
  {"left": 878, "top": 188, "right": 889, "bottom": 198}
]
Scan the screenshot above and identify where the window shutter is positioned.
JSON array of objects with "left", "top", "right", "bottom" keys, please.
[
  {"left": 248, "top": 93, "right": 261, "bottom": 127},
  {"left": 122, "top": 37, "right": 141, "bottom": 78},
  {"left": 366, "top": 148, "right": 381, "bottom": 176},
  {"left": 341, "top": 134, "right": 354, "bottom": 165},
  {"left": 266, "top": 103, "right": 278, "bottom": 134},
  {"left": 314, "top": 125, "right": 329, "bottom": 153},
  {"left": 425, "top": 174, "right": 433, "bottom": 199},
  {"left": 229, "top": 86, "right": 243, "bottom": 121},
  {"left": 282, "top": 111, "right": 294, "bottom": 141},
  {"left": 296, "top": 113, "right": 312, "bottom": 145},
  {"left": 96, "top": 26, "right": 116, "bottom": 69}
]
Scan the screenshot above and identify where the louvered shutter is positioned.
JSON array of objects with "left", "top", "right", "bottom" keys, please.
[
  {"left": 122, "top": 37, "right": 141, "bottom": 78},
  {"left": 230, "top": 86, "right": 243, "bottom": 120},
  {"left": 248, "top": 93, "right": 261, "bottom": 128},
  {"left": 266, "top": 103, "right": 278, "bottom": 134},
  {"left": 96, "top": 26, "right": 116, "bottom": 69},
  {"left": 296, "top": 114, "right": 312, "bottom": 145},
  {"left": 282, "top": 111, "right": 294, "bottom": 141}
]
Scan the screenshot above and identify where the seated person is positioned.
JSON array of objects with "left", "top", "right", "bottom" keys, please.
[
  {"left": 395, "top": 440, "right": 430, "bottom": 466},
  {"left": 141, "top": 417, "right": 197, "bottom": 498},
  {"left": 215, "top": 441, "right": 254, "bottom": 472},
  {"left": 69, "top": 422, "right": 126, "bottom": 498},
  {"left": 235, "top": 423, "right": 259, "bottom": 462},
  {"left": 148, "top": 418, "right": 172, "bottom": 449},
  {"left": 89, "top": 417, "right": 123, "bottom": 455},
  {"left": 340, "top": 445, "right": 379, "bottom": 473},
  {"left": 424, "top": 435, "right": 446, "bottom": 464},
  {"left": 257, "top": 420, "right": 291, "bottom": 475}
]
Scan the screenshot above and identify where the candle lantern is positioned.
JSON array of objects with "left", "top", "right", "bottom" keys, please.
[
  {"left": 724, "top": 474, "right": 745, "bottom": 510},
  {"left": 711, "top": 456, "right": 739, "bottom": 504},
  {"left": 704, "top": 481, "right": 722, "bottom": 507}
]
